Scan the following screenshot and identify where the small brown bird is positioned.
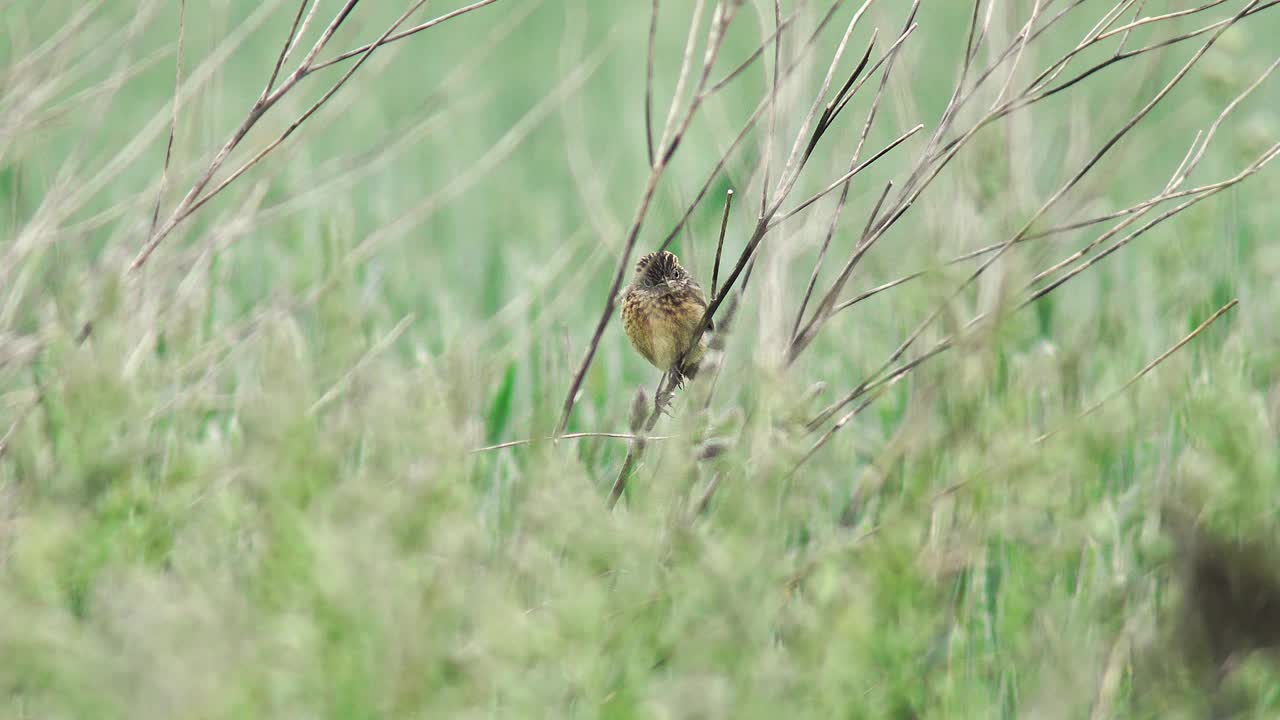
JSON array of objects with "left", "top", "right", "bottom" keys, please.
[{"left": 621, "top": 251, "right": 713, "bottom": 382}]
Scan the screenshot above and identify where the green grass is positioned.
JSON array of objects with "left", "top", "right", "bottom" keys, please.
[{"left": 3, "top": 1, "right": 1280, "bottom": 717}]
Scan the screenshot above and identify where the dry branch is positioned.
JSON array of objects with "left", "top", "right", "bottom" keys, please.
[
  {"left": 130, "top": 0, "right": 506, "bottom": 272},
  {"left": 1035, "top": 300, "right": 1239, "bottom": 444}
]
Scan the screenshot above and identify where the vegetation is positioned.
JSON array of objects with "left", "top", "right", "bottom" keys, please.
[{"left": 2, "top": 1, "right": 1279, "bottom": 717}]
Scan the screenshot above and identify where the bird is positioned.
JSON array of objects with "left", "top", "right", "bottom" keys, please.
[{"left": 620, "top": 250, "right": 713, "bottom": 383}]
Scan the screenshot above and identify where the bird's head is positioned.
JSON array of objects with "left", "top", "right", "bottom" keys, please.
[{"left": 633, "top": 251, "right": 688, "bottom": 289}]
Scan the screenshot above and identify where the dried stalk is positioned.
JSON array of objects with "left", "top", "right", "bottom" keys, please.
[
  {"left": 146, "top": 0, "right": 187, "bottom": 239},
  {"left": 1035, "top": 300, "right": 1239, "bottom": 444},
  {"left": 472, "top": 432, "right": 672, "bottom": 454},
  {"left": 799, "top": 0, "right": 1267, "bottom": 389},
  {"left": 644, "top": 0, "right": 660, "bottom": 167},
  {"left": 711, "top": 189, "right": 733, "bottom": 300},
  {"left": 130, "top": 0, "right": 505, "bottom": 272},
  {"left": 795, "top": 0, "right": 1275, "bottom": 464}
]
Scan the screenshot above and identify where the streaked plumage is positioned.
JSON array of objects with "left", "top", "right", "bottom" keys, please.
[{"left": 620, "top": 251, "right": 712, "bottom": 381}]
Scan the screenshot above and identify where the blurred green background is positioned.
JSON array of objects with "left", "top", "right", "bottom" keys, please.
[{"left": 2, "top": 1, "right": 1280, "bottom": 717}]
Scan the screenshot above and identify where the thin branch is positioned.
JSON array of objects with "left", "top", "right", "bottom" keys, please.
[
  {"left": 794, "top": 339, "right": 950, "bottom": 471},
  {"left": 807, "top": 137, "right": 1278, "bottom": 446},
  {"left": 180, "top": 0, "right": 433, "bottom": 222},
  {"left": 847, "top": 1, "right": 1255, "bottom": 384},
  {"left": 832, "top": 271, "right": 923, "bottom": 314},
  {"left": 1035, "top": 299, "right": 1238, "bottom": 443},
  {"left": 787, "top": 179, "right": 896, "bottom": 364},
  {"left": 130, "top": 0, "right": 503, "bottom": 272},
  {"left": 272, "top": 0, "right": 314, "bottom": 92},
  {"left": 147, "top": 0, "right": 185, "bottom": 239},
  {"left": 707, "top": 0, "right": 818, "bottom": 95},
  {"left": 645, "top": 0, "right": 660, "bottom": 167},
  {"left": 953, "top": 152, "right": 1280, "bottom": 266},
  {"left": 989, "top": 0, "right": 1041, "bottom": 112},
  {"left": 309, "top": 313, "right": 415, "bottom": 415},
  {"left": 772, "top": 123, "right": 923, "bottom": 225},
  {"left": 1097, "top": 0, "right": 1231, "bottom": 44},
  {"left": 1024, "top": 139, "right": 1280, "bottom": 291},
  {"left": 607, "top": 370, "right": 680, "bottom": 509},
  {"left": 470, "top": 432, "right": 672, "bottom": 453},
  {"left": 711, "top": 188, "right": 733, "bottom": 300},
  {"left": 1023, "top": 1, "right": 1274, "bottom": 108},
  {"left": 760, "top": 0, "right": 782, "bottom": 218},
  {"left": 1175, "top": 55, "right": 1280, "bottom": 186},
  {"left": 654, "top": 2, "right": 880, "bottom": 253},
  {"left": 785, "top": 12, "right": 918, "bottom": 362},
  {"left": 789, "top": 186, "right": 851, "bottom": 342},
  {"left": 700, "top": 5, "right": 918, "bottom": 364},
  {"left": 926, "top": 1, "right": 1278, "bottom": 185},
  {"left": 771, "top": 0, "right": 877, "bottom": 207},
  {"left": 1022, "top": 146, "right": 1279, "bottom": 308},
  {"left": 1112, "top": 0, "right": 1147, "bottom": 57},
  {"left": 656, "top": 0, "right": 709, "bottom": 160},
  {"left": 309, "top": 0, "right": 504, "bottom": 72},
  {"left": 814, "top": 28, "right": 879, "bottom": 141}
]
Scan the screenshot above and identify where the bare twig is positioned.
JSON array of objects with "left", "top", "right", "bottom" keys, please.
[
  {"left": 771, "top": 0, "right": 877, "bottom": 206},
  {"left": 832, "top": 271, "right": 923, "bottom": 314},
  {"left": 787, "top": 179, "right": 895, "bottom": 363},
  {"left": 794, "top": 339, "right": 950, "bottom": 472},
  {"left": 760, "top": 0, "right": 782, "bottom": 218},
  {"left": 788, "top": 30, "right": 885, "bottom": 342},
  {"left": 1175, "top": 55, "right": 1280, "bottom": 187},
  {"left": 644, "top": 0, "right": 660, "bottom": 167},
  {"left": 1035, "top": 300, "right": 1238, "bottom": 444},
  {"left": 708, "top": 0, "right": 817, "bottom": 94},
  {"left": 691, "top": 471, "right": 723, "bottom": 516},
  {"left": 147, "top": 0, "right": 186, "bottom": 239},
  {"left": 607, "top": 370, "right": 681, "bottom": 509},
  {"left": 1023, "top": 146, "right": 1279, "bottom": 308},
  {"left": 784, "top": 9, "right": 919, "bottom": 362},
  {"left": 989, "top": 0, "right": 1041, "bottom": 112},
  {"left": 471, "top": 432, "right": 672, "bottom": 453},
  {"left": 163, "top": 0, "right": 434, "bottom": 230},
  {"left": 772, "top": 123, "right": 923, "bottom": 225},
  {"left": 309, "top": 314, "right": 415, "bottom": 415},
  {"left": 273, "top": 0, "right": 315, "bottom": 92},
  {"left": 840, "top": 0, "right": 1257, "bottom": 392},
  {"left": 690, "top": 4, "right": 911, "bottom": 365},
  {"left": 804, "top": 130, "right": 1275, "bottom": 460},
  {"left": 309, "top": 0, "right": 504, "bottom": 72},
  {"left": 654, "top": 0, "right": 885, "bottom": 254},
  {"left": 1112, "top": 0, "right": 1147, "bottom": 57},
  {"left": 711, "top": 188, "right": 733, "bottom": 300},
  {"left": 130, "top": 0, "right": 505, "bottom": 272},
  {"left": 656, "top": 0, "right": 709, "bottom": 160}
]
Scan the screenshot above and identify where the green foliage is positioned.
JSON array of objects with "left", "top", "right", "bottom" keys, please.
[{"left": 1, "top": 1, "right": 1279, "bottom": 718}]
